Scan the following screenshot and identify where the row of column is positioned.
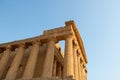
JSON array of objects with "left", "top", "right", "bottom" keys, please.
[
  {"left": 0, "top": 35, "right": 87, "bottom": 80},
  {"left": 0, "top": 41, "right": 40, "bottom": 80},
  {"left": 0, "top": 39, "right": 56, "bottom": 80}
]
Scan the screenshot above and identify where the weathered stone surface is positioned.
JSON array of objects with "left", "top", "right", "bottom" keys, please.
[{"left": 0, "top": 21, "right": 87, "bottom": 80}]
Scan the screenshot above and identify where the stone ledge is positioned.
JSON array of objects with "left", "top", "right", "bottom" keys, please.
[{"left": 17, "top": 76, "right": 75, "bottom": 80}]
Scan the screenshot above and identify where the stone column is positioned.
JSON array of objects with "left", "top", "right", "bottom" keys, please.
[
  {"left": 63, "top": 35, "right": 74, "bottom": 78},
  {"left": 83, "top": 68, "right": 85, "bottom": 80},
  {"left": 80, "top": 58, "right": 84, "bottom": 80},
  {"left": 41, "top": 39, "right": 56, "bottom": 78},
  {"left": 73, "top": 48, "right": 79, "bottom": 80},
  {"left": 5, "top": 43, "right": 25, "bottom": 80},
  {"left": 77, "top": 52, "right": 81, "bottom": 80},
  {"left": 57, "top": 65, "right": 62, "bottom": 77},
  {"left": 0, "top": 45, "right": 11, "bottom": 78},
  {"left": 52, "top": 60, "right": 57, "bottom": 77},
  {"left": 85, "top": 68, "right": 87, "bottom": 80},
  {"left": 22, "top": 41, "right": 40, "bottom": 79}
]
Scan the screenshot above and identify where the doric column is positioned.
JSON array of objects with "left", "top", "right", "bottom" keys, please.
[
  {"left": 52, "top": 60, "right": 57, "bottom": 77},
  {"left": 41, "top": 39, "right": 56, "bottom": 78},
  {"left": 77, "top": 50, "right": 81, "bottom": 80},
  {"left": 80, "top": 57, "right": 84, "bottom": 80},
  {"left": 57, "top": 65, "right": 62, "bottom": 77},
  {"left": 63, "top": 35, "right": 74, "bottom": 78},
  {"left": 84, "top": 68, "right": 87, "bottom": 80},
  {"left": 0, "top": 45, "right": 11, "bottom": 78},
  {"left": 73, "top": 47, "right": 79, "bottom": 80},
  {"left": 22, "top": 41, "right": 40, "bottom": 79},
  {"left": 5, "top": 43, "right": 25, "bottom": 80}
]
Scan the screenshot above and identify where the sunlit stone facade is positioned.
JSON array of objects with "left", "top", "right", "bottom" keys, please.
[{"left": 0, "top": 21, "right": 88, "bottom": 80}]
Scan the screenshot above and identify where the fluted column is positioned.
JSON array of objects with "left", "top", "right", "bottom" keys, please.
[
  {"left": 80, "top": 58, "right": 84, "bottom": 80},
  {"left": 63, "top": 35, "right": 74, "bottom": 78},
  {"left": 5, "top": 43, "right": 25, "bottom": 80},
  {"left": 0, "top": 45, "right": 11, "bottom": 78},
  {"left": 85, "top": 68, "right": 87, "bottom": 80},
  {"left": 22, "top": 41, "right": 40, "bottom": 79},
  {"left": 77, "top": 53, "right": 81, "bottom": 80},
  {"left": 73, "top": 48, "right": 79, "bottom": 80},
  {"left": 52, "top": 60, "right": 57, "bottom": 77},
  {"left": 42, "top": 39, "right": 56, "bottom": 78},
  {"left": 57, "top": 65, "right": 62, "bottom": 77},
  {"left": 83, "top": 68, "right": 85, "bottom": 80},
  {"left": 81, "top": 59, "right": 84, "bottom": 80}
]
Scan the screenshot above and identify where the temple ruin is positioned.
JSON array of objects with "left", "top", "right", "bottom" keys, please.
[{"left": 0, "top": 21, "right": 88, "bottom": 80}]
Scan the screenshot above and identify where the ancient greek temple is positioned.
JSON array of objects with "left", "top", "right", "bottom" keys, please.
[{"left": 0, "top": 21, "right": 88, "bottom": 80}]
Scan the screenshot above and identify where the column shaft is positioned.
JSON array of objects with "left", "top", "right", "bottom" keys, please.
[
  {"left": 57, "top": 65, "right": 62, "bottom": 77},
  {"left": 52, "top": 60, "right": 57, "bottom": 77},
  {"left": 0, "top": 46, "right": 11, "bottom": 78},
  {"left": 63, "top": 36, "right": 74, "bottom": 77},
  {"left": 77, "top": 56, "right": 81, "bottom": 80},
  {"left": 83, "top": 68, "right": 86, "bottom": 80},
  {"left": 85, "top": 69, "right": 87, "bottom": 80},
  {"left": 42, "top": 40, "right": 55, "bottom": 78},
  {"left": 73, "top": 48, "right": 79, "bottom": 80},
  {"left": 81, "top": 63, "right": 84, "bottom": 80},
  {"left": 22, "top": 41, "right": 40, "bottom": 79},
  {"left": 5, "top": 44, "right": 25, "bottom": 80}
]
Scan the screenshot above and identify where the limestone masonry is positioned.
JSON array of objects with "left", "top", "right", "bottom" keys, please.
[{"left": 0, "top": 21, "right": 88, "bottom": 80}]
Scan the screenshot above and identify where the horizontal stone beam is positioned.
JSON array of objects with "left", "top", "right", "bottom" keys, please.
[{"left": 0, "top": 26, "right": 73, "bottom": 50}]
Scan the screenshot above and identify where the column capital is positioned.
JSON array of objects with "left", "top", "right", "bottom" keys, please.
[
  {"left": 77, "top": 49, "right": 81, "bottom": 56},
  {"left": 83, "top": 64, "right": 86, "bottom": 68},
  {"left": 5, "top": 45, "right": 12, "bottom": 50},
  {"left": 32, "top": 40, "right": 41, "bottom": 45},
  {"left": 65, "top": 34, "right": 74, "bottom": 39},
  {"left": 17, "top": 43, "right": 26, "bottom": 48},
  {"left": 80, "top": 57, "right": 83, "bottom": 63},
  {"left": 3, "top": 45, "right": 12, "bottom": 53},
  {"left": 48, "top": 37, "right": 58, "bottom": 43},
  {"left": 73, "top": 39, "right": 78, "bottom": 46},
  {"left": 73, "top": 45, "right": 78, "bottom": 50}
]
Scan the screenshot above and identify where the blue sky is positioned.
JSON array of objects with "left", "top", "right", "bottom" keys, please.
[{"left": 0, "top": 0, "right": 120, "bottom": 80}]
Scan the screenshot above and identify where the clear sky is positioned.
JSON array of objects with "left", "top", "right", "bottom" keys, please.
[{"left": 0, "top": 0, "right": 120, "bottom": 80}]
